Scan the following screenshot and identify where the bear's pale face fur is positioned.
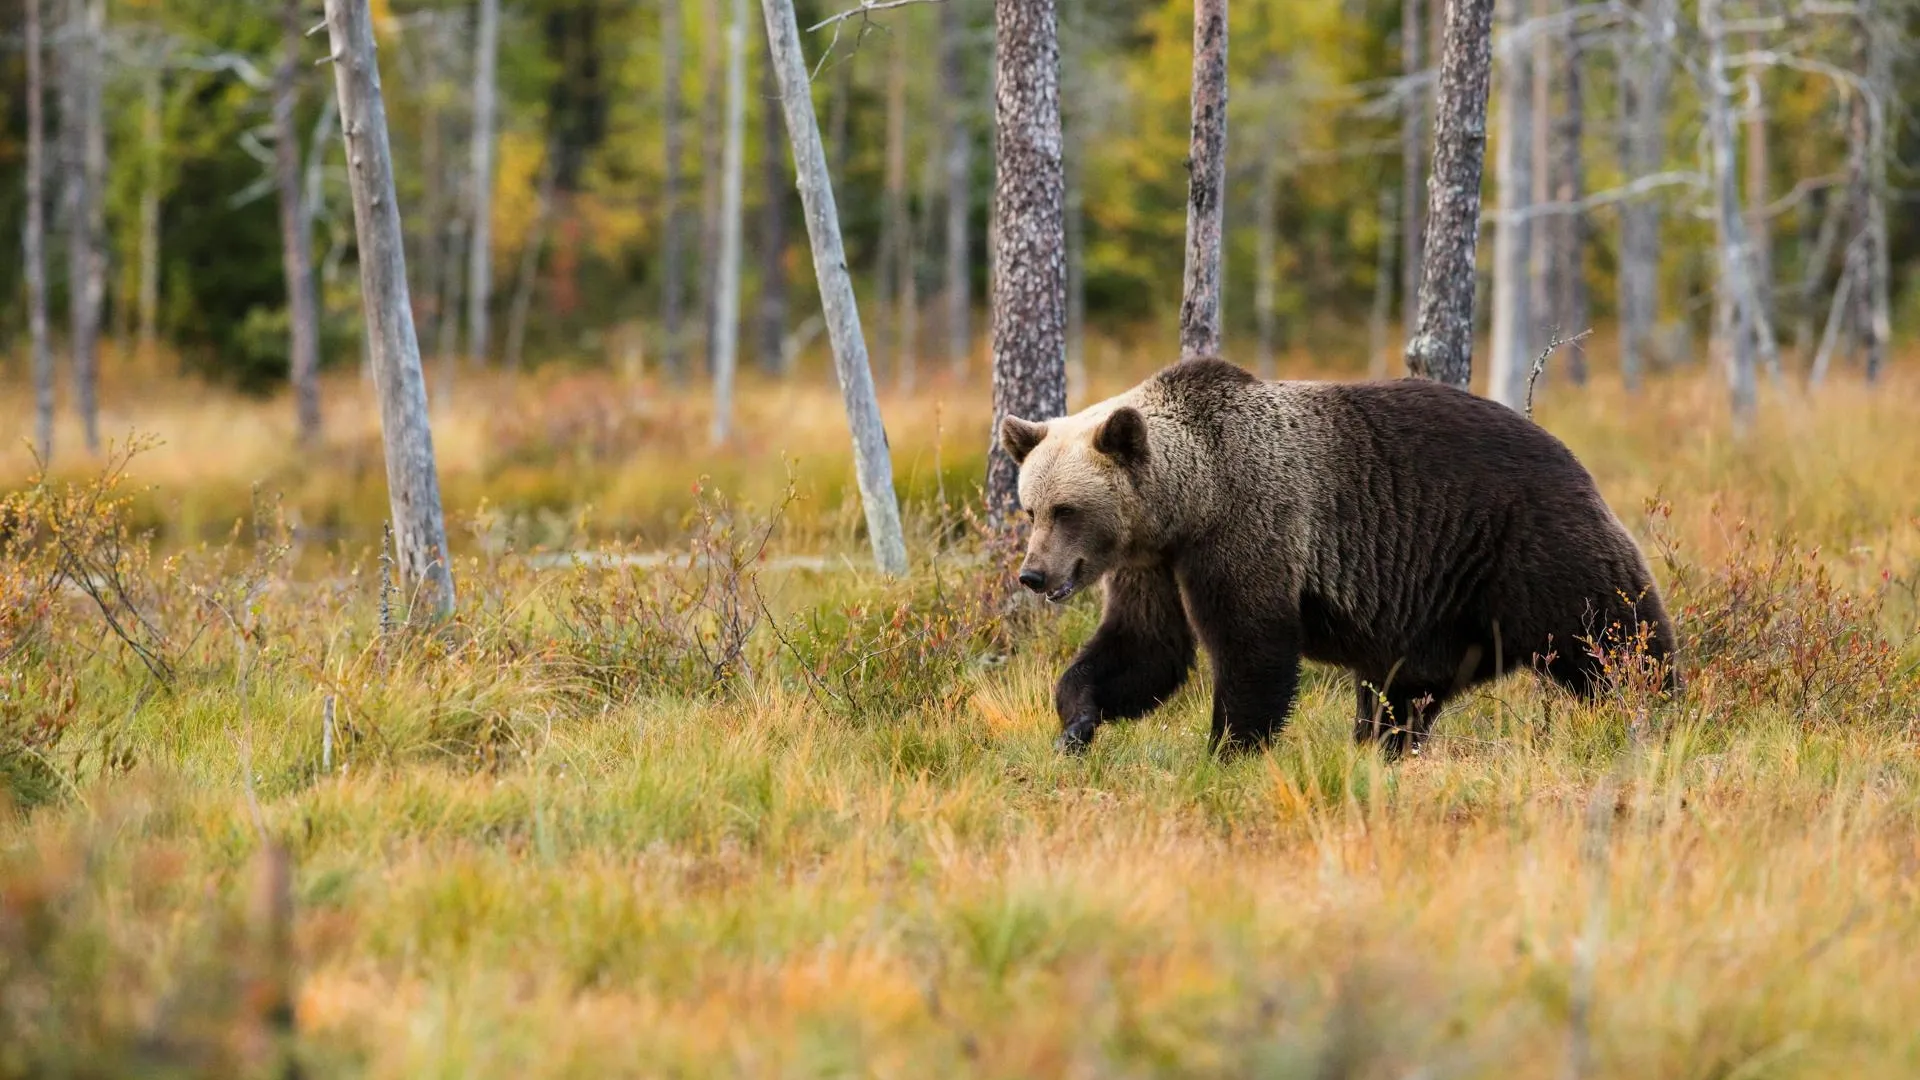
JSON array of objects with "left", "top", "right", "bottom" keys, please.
[{"left": 1001, "top": 403, "right": 1150, "bottom": 602}]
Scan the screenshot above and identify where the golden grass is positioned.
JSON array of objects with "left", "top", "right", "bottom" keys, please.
[{"left": 3, "top": 350, "right": 1919, "bottom": 1077}]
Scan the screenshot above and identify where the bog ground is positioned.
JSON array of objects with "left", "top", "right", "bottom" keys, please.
[{"left": 3, "top": 358, "right": 1919, "bottom": 1078}]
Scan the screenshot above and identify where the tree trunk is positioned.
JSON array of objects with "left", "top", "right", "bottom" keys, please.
[
  {"left": 1486, "top": 0, "right": 1532, "bottom": 409},
  {"left": 323, "top": 0, "right": 457, "bottom": 618},
  {"left": 1253, "top": 147, "right": 1282, "bottom": 378},
  {"left": 700, "top": 0, "right": 724, "bottom": 374},
  {"left": 1615, "top": 0, "right": 1673, "bottom": 391},
  {"left": 756, "top": 41, "right": 790, "bottom": 375},
  {"left": 64, "top": 0, "right": 107, "bottom": 453},
  {"left": 1700, "top": 0, "right": 1776, "bottom": 429},
  {"left": 1178, "top": 0, "right": 1228, "bottom": 362},
  {"left": 1404, "top": 0, "right": 1495, "bottom": 388},
  {"left": 25, "top": 0, "right": 53, "bottom": 463},
  {"left": 1796, "top": 184, "right": 1838, "bottom": 366},
  {"left": 466, "top": 0, "right": 501, "bottom": 366},
  {"left": 710, "top": 0, "right": 748, "bottom": 445},
  {"left": 136, "top": 62, "right": 163, "bottom": 370},
  {"left": 1743, "top": 66, "right": 1773, "bottom": 347},
  {"left": 1369, "top": 186, "right": 1397, "bottom": 379},
  {"left": 278, "top": 0, "right": 324, "bottom": 443},
  {"left": 504, "top": 150, "right": 558, "bottom": 372},
  {"left": 1856, "top": 0, "right": 1891, "bottom": 383},
  {"left": 1552, "top": 19, "right": 1588, "bottom": 383},
  {"left": 758, "top": 0, "right": 909, "bottom": 574},
  {"left": 987, "top": 0, "right": 1068, "bottom": 527},
  {"left": 661, "top": 0, "right": 686, "bottom": 378},
  {"left": 1400, "top": 0, "right": 1425, "bottom": 341},
  {"left": 941, "top": 0, "right": 973, "bottom": 378},
  {"left": 879, "top": 44, "right": 907, "bottom": 383}
]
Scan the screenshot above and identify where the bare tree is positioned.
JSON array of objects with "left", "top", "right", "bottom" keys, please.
[
  {"left": 323, "top": 0, "right": 457, "bottom": 617},
  {"left": 25, "top": 0, "right": 53, "bottom": 463},
  {"left": 1851, "top": 0, "right": 1892, "bottom": 382},
  {"left": 941, "top": 0, "right": 972, "bottom": 377},
  {"left": 1486, "top": 0, "right": 1532, "bottom": 409},
  {"left": 700, "top": 0, "right": 724, "bottom": 372},
  {"left": 64, "top": 0, "right": 107, "bottom": 453},
  {"left": 662, "top": 0, "right": 686, "bottom": 378},
  {"left": 277, "top": 0, "right": 323, "bottom": 443},
  {"left": 1743, "top": 66, "right": 1773, "bottom": 335},
  {"left": 756, "top": 43, "right": 790, "bottom": 374},
  {"left": 1615, "top": 0, "right": 1674, "bottom": 391},
  {"left": 758, "top": 0, "right": 908, "bottom": 574},
  {"left": 1549, "top": 16, "right": 1588, "bottom": 383},
  {"left": 1700, "top": 0, "right": 1776, "bottom": 428},
  {"left": 466, "top": 0, "right": 501, "bottom": 366},
  {"left": 1400, "top": 0, "right": 1425, "bottom": 341},
  {"left": 1178, "top": 0, "right": 1229, "bottom": 362},
  {"left": 987, "top": 0, "right": 1068, "bottom": 525},
  {"left": 710, "top": 0, "right": 748, "bottom": 444},
  {"left": 1405, "top": 0, "right": 1496, "bottom": 389}
]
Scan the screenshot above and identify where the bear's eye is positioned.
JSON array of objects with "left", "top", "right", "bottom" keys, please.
[{"left": 1052, "top": 505, "right": 1078, "bottom": 523}]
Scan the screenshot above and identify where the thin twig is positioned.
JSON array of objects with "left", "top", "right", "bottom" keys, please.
[
  {"left": 1526, "top": 328, "right": 1594, "bottom": 421},
  {"left": 807, "top": 0, "right": 947, "bottom": 33}
]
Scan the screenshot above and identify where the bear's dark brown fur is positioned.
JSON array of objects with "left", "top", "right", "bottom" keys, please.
[{"left": 1001, "top": 358, "right": 1678, "bottom": 756}]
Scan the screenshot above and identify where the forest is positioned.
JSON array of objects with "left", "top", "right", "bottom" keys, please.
[{"left": 3, "top": 0, "right": 1920, "bottom": 1075}]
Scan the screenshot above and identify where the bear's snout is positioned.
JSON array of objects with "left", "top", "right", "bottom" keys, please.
[{"left": 1018, "top": 569, "right": 1047, "bottom": 593}]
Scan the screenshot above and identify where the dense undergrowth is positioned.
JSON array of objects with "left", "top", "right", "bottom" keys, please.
[{"left": 3, "top": 367, "right": 1920, "bottom": 1077}]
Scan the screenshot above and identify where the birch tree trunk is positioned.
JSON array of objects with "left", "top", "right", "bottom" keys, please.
[
  {"left": 1700, "top": 0, "right": 1776, "bottom": 429},
  {"left": 1856, "top": 0, "right": 1891, "bottom": 383},
  {"left": 65, "top": 0, "right": 107, "bottom": 453},
  {"left": 756, "top": 44, "right": 790, "bottom": 375},
  {"left": 1743, "top": 66, "right": 1773, "bottom": 340},
  {"left": 466, "top": 0, "right": 501, "bottom": 366},
  {"left": 25, "top": 0, "right": 53, "bottom": 463},
  {"left": 710, "top": 0, "right": 747, "bottom": 444},
  {"left": 323, "top": 0, "right": 457, "bottom": 618},
  {"left": 941, "top": 0, "right": 973, "bottom": 377},
  {"left": 1486, "top": 0, "right": 1532, "bottom": 409},
  {"left": 1400, "top": 0, "right": 1425, "bottom": 340},
  {"left": 1615, "top": 0, "right": 1673, "bottom": 391},
  {"left": 1405, "top": 0, "right": 1495, "bottom": 388},
  {"left": 278, "top": 0, "right": 324, "bottom": 444},
  {"left": 136, "top": 62, "right": 163, "bottom": 370},
  {"left": 1178, "top": 0, "right": 1228, "bottom": 362},
  {"left": 1253, "top": 147, "right": 1282, "bottom": 378},
  {"left": 987, "top": 0, "right": 1068, "bottom": 526},
  {"left": 759, "top": 0, "right": 909, "bottom": 574},
  {"left": 661, "top": 0, "right": 686, "bottom": 378}
]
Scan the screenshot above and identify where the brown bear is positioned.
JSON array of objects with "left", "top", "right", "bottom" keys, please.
[{"left": 1000, "top": 358, "right": 1678, "bottom": 757}]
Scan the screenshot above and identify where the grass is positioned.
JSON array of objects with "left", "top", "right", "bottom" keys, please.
[{"left": 3, "top": 348, "right": 1920, "bottom": 1078}]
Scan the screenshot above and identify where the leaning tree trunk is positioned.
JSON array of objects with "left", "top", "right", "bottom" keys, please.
[
  {"left": 710, "top": 0, "right": 747, "bottom": 445},
  {"left": 1486, "top": 0, "right": 1532, "bottom": 409},
  {"left": 756, "top": 39, "right": 790, "bottom": 375},
  {"left": 759, "top": 0, "right": 909, "bottom": 574},
  {"left": 1615, "top": 0, "right": 1673, "bottom": 391},
  {"left": 1178, "top": 0, "right": 1228, "bottom": 362},
  {"left": 940, "top": 0, "right": 973, "bottom": 377},
  {"left": 323, "top": 0, "right": 457, "bottom": 618},
  {"left": 1400, "top": 0, "right": 1425, "bottom": 341},
  {"left": 466, "top": 0, "right": 501, "bottom": 366},
  {"left": 25, "top": 0, "right": 53, "bottom": 463},
  {"left": 661, "top": 0, "right": 686, "bottom": 378},
  {"left": 1700, "top": 0, "right": 1775, "bottom": 429},
  {"left": 278, "top": 0, "right": 323, "bottom": 444},
  {"left": 986, "top": 0, "right": 1069, "bottom": 526},
  {"left": 65, "top": 0, "right": 107, "bottom": 453},
  {"left": 1405, "top": 0, "right": 1496, "bottom": 388}
]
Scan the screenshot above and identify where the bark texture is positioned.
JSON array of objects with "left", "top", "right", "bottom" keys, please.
[
  {"left": 759, "top": 0, "right": 909, "bottom": 574},
  {"left": 323, "top": 0, "right": 457, "bottom": 618},
  {"left": 278, "top": 0, "right": 324, "bottom": 443},
  {"left": 1701, "top": 0, "right": 1776, "bottom": 428},
  {"left": 1404, "top": 0, "right": 1495, "bottom": 389},
  {"left": 987, "top": 0, "right": 1069, "bottom": 526},
  {"left": 1178, "top": 0, "right": 1229, "bottom": 362}
]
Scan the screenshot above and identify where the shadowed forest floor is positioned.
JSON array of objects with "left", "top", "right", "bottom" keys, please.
[{"left": 3, "top": 353, "right": 1919, "bottom": 1077}]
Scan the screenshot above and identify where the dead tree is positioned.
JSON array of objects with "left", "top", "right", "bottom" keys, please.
[
  {"left": 940, "top": 0, "right": 972, "bottom": 377},
  {"left": 1548, "top": 15, "right": 1588, "bottom": 383},
  {"left": 661, "top": 0, "right": 686, "bottom": 378},
  {"left": 758, "top": 0, "right": 908, "bottom": 574},
  {"left": 64, "top": 0, "right": 107, "bottom": 453},
  {"left": 323, "top": 0, "right": 458, "bottom": 617},
  {"left": 466, "top": 0, "right": 501, "bottom": 365},
  {"left": 987, "top": 0, "right": 1069, "bottom": 525},
  {"left": 756, "top": 42, "right": 790, "bottom": 375},
  {"left": 1487, "top": 0, "right": 1533, "bottom": 409},
  {"left": 1178, "top": 0, "right": 1229, "bottom": 362},
  {"left": 1615, "top": 0, "right": 1674, "bottom": 390},
  {"left": 700, "top": 0, "right": 724, "bottom": 372},
  {"left": 278, "top": 0, "right": 323, "bottom": 443},
  {"left": 1700, "top": 0, "right": 1776, "bottom": 428},
  {"left": 711, "top": 0, "right": 748, "bottom": 444},
  {"left": 25, "top": 0, "right": 53, "bottom": 462},
  {"left": 1405, "top": 0, "right": 1496, "bottom": 389}
]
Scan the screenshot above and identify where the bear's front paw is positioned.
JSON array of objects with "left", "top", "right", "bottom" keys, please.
[{"left": 1055, "top": 714, "right": 1098, "bottom": 755}]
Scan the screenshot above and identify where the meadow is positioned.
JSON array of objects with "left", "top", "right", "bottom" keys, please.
[{"left": 3, "top": 345, "right": 1919, "bottom": 1078}]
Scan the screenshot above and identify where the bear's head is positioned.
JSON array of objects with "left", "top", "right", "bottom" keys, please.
[{"left": 1000, "top": 405, "right": 1150, "bottom": 603}]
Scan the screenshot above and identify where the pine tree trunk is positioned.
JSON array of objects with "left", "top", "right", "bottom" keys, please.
[
  {"left": 278, "top": 0, "right": 324, "bottom": 443},
  {"left": 1405, "top": 0, "right": 1495, "bottom": 388},
  {"left": 759, "top": 0, "right": 908, "bottom": 574},
  {"left": 1487, "top": 0, "right": 1532, "bottom": 409},
  {"left": 323, "top": 0, "right": 457, "bottom": 618},
  {"left": 756, "top": 43, "right": 790, "bottom": 375},
  {"left": 661, "top": 0, "right": 686, "bottom": 378},
  {"left": 1615, "top": 0, "right": 1673, "bottom": 391},
  {"left": 25, "top": 0, "right": 53, "bottom": 463},
  {"left": 987, "top": 0, "right": 1068, "bottom": 527},
  {"left": 64, "top": 0, "right": 107, "bottom": 452},
  {"left": 1400, "top": 0, "right": 1425, "bottom": 341},
  {"left": 1700, "top": 0, "right": 1776, "bottom": 428},
  {"left": 941, "top": 0, "right": 973, "bottom": 378},
  {"left": 711, "top": 0, "right": 748, "bottom": 444},
  {"left": 1178, "top": 0, "right": 1228, "bottom": 362},
  {"left": 136, "top": 62, "right": 163, "bottom": 370},
  {"left": 466, "top": 0, "right": 501, "bottom": 366}
]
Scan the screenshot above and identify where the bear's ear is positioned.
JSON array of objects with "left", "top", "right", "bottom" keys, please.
[
  {"left": 1000, "top": 415, "right": 1048, "bottom": 465},
  {"left": 1093, "top": 407, "right": 1149, "bottom": 468}
]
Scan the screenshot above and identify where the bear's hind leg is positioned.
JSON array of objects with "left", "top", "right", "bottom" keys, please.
[{"left": 1054, "top": 565, "right": 1197, "bottom": 753}]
